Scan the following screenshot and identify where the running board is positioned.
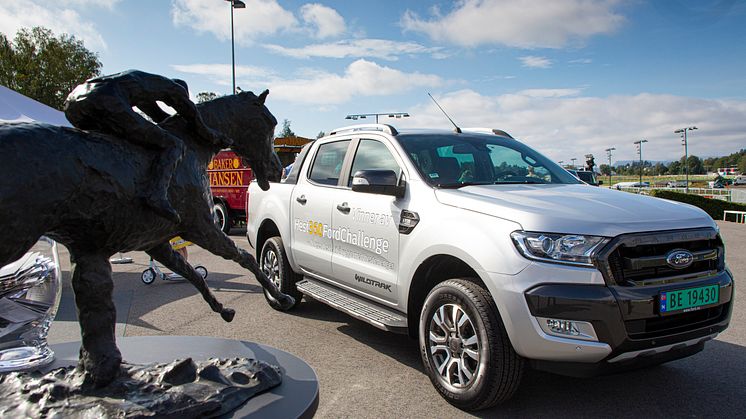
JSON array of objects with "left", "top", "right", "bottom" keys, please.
[{"left": 296, "top": 278, "right": 408, "bottom": 334}]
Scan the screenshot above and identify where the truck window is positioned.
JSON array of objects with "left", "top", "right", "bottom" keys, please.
[
  {"left": 308, "top": 140, "right": 350, "bottom": 186},
  {"left": 347, "top": 139, "right": 401, "bottom": 186}
]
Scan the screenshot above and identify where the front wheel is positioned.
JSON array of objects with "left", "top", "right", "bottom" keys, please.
[
  {"left": 419, "top": 278, "right": 523, "bottom": 411},
  {"left": 260, "top": 236, "right": 302, "bottom": 311}
]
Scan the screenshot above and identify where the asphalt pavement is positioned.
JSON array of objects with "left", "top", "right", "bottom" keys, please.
[{"left": 48, "top": 221, "right": 746, "bottom": 418}]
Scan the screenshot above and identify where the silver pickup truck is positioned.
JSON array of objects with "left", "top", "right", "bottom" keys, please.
[{"left": 246, "top": 124, "right": 733, "bottom": 410}]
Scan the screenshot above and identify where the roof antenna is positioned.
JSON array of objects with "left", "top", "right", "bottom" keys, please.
[{"left": 428, "top": 92, "right": 461, "bottom": 133}]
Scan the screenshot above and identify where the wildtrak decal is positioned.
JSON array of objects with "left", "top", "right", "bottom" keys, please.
[
  {"left": 355, "top": 273, "right": 392, "bottom": 292},
  {"left": 294, "top": 219, "right": 390, "bottom": 255}
]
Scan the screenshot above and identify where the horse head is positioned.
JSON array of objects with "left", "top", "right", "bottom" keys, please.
[{"left": 197, "top": 90, "right": 282, "bottom": 190}]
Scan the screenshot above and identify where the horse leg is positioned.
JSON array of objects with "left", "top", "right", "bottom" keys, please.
[
  {"left": 70, "top": 251, "right": 122, "bottom": 387},
  {"left": 146, "top": 242, "right": 235, "bottom": 322},
  {"left": 182, "top": 228, "right": 295, "bottom": 310}
]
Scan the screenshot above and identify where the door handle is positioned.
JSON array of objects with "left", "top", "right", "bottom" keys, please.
[
  {"left": 336, "top": 202, "right": 350, "bottom": 214},
  {"left": 296, "top": 195, "right": 307, "bottom": 205}
]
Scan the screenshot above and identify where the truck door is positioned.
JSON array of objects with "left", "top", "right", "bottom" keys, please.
[
  {"left": 331, "top": 138, "right": 403, "bottom": 304},
  {"left": 290, "top": 139, "right": 352, "bottom": 278}
]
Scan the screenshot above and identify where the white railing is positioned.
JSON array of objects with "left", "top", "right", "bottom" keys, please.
[{"left": 616, "top": 187, "right": 732, "bottom": 202}]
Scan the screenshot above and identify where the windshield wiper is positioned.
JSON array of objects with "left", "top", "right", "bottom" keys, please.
[
  {"left": 436, "top": 181, "right": 493, "bottom": 189},
  {"left": 493, "top": 180, "right": 547, "bottom": 185}
]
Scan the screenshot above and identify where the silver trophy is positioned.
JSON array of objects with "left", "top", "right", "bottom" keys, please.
[{"left": 0, "top": 237, "right": 62, "bottom": 371}]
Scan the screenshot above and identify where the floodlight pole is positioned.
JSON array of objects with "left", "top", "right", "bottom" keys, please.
[
  {"left": 674, "top": 126, "right": 697, "bottom": 193},
  {"left": 605, "top": 147, "right": 616, "bottom": 186},
  {"left": 226, "top": 0, "right": 245, "bottom": 94},
  {"left": 633, "top": 139, "right": 648, "bottom": 186}
]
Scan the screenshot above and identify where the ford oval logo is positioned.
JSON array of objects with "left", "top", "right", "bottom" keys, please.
[{"left": 666, "top": 249, "right": 694, "bottom": 269}]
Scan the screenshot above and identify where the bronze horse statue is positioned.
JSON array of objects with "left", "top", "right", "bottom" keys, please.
[{"left": 0, "top": 90, "right": 294, "bottom": 385}]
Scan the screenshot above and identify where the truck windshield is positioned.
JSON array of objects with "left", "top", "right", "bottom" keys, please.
[{"left": 396, "top": 133, "right": 581, "bottom": 188}]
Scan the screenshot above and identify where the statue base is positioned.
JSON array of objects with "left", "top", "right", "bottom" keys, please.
[{"left": 0, "top": 336, "right": 318, "bottom": 418}]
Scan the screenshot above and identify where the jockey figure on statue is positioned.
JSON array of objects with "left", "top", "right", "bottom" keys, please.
[{"left": 64, "top": 69, "right": 230, "bottom": 223}]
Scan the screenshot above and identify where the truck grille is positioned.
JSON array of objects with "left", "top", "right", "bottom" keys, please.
[{"left": 595, "top": 228, "right": 724, "bottom": 286}]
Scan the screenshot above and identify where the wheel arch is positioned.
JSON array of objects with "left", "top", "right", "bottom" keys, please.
[
  {"left": 255, "top": 218, "right": 281, "bottom": 260},
  {"left": 406, "top": 254, "right": 486, "bottom": 339}
]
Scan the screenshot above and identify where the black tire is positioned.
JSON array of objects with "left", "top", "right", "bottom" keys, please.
[
  {"left": 419, "top": 278, "right": 523, "bottom": 411},
  {"left": 141, "top": 268, "right": 156, "bottom": 285},
  {"left": 213, "top": 202, "right": 231, "bottom": 234},
  {"left": 260, "top": 236, "right": 302, "bottom": 311},
  {"left": 195, "top": 265, "right": 208, "bottom": 279}
]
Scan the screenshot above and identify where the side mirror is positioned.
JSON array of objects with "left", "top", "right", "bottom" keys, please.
[{"left": 352, "top": 170, "right": 405, "bottom": 198}]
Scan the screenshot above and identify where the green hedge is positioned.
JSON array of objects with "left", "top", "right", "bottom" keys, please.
[{"left": 649, "top": 190, "right": 746, "bottom": 220}]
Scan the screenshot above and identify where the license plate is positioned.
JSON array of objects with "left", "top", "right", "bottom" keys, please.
[{"left": 660, "top": 284, "right": 719, "bottom": 315}]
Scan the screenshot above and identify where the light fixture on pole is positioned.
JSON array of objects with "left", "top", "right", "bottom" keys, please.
[
  {"left": 605, "top": 147, "right": 616, "bottom": 186},
  {"left": 570, "top": 158, "right": 577, "bottom": 170},
  {"left": 345, "top": 112, "right": 410, "bottom": 124},
  {"left": 674, "top": 126, "right": 697, "bottom": 194},
  {"left": 225, "top": 0, "right": 245, "bottom": 95},
  {"left": 558, "top": 160, "right": 564, "bottom": 167},
  {"left": 633, "top": 139, "right": 648, "bottom": 187}
]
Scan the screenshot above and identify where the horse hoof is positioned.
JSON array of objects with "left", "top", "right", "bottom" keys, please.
[
  {"left": 220, "top": 308, "right": 235, "bottom": 322},
  {"left": 278, "top": 294, "right": 295, "bottom": 310}
]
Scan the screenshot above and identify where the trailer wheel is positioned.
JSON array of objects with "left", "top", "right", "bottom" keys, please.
[
  {"left": 260, "top": 236, "right": 302, "bottom": 311},
  {"left": 213, "top": 202, "right": 231, "bottom": 234}
]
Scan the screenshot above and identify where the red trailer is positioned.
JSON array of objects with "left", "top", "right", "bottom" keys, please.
[{"left": 208, "top": 149, "right": 253, "bottom": 233}]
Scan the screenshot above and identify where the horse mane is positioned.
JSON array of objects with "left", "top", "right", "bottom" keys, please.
[{"left": 159, "top": 91, "right": 266, "bottom": 151}]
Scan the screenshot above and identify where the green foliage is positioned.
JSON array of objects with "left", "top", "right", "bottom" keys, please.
[
  {"left": 649, "top": 190, "right": 746, "bottom": 220},
  {"left": 279, "top": 119, "right": 294, "bottom": 137},
  {"left": 599, "top": 164, "right": 611, "bottom": 176},
  {"left": 196, "top": 91, "right": 219, "bottom": 103},
  {"left": 316, "top": 131, "right": 326, "bottom": 139},
  {"left": 0, "top": 27, "right": 101, "bottom": 110}
]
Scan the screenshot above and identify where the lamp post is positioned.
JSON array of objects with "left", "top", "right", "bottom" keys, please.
[
  {"left": 605, "top": 147, "right": 616, "bottom": 186},
  {"left": 674, "top": 126, "right": 697, "bottom": 193},
  {"left": 633, "top": 139, "right": 648, "bottom": 187},
  {"left": 226, "top": 0, "right": 245, "bottom": 95},
  {"left": 345, "top": 112, "right": 410, "bottom": 124},
  {"left": 570, "top": 158, "right": 577, "bottom": 169}
]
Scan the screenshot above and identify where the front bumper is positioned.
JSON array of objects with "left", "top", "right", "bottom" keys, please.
[{"left": 522, "top": 269, "right": 733, "bottom": 376}]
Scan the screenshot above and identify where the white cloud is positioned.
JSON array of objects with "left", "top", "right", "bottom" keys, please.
[
  {"left": 300, "top": 3, "right": 346, "bottom": 38},
  {"left": 268, "top": 59, "right": 443, "bottom": 105},
  {"left": 569, "top": 58, "right": 593, "bottom": 64},
  {"left": 264, "top": 39, "right": 444, "bottom": 61},
  {"left": 396, "top": 89, "right": 746, "bottom": 161},
  {"left": 519, "top": 55, "right": 552, "bottom": 68},
  {"left": 171, "top": 0, "right": 297, "bottom": 45},
  {"left": 516, "top": 88, "right": 582, "bottom": 98},
  {"left": 0, "top": 1, "right": 114, "bottom": 51},
  {"left": 401, "top": 0, "right": 625, "bottom": 48},
  {"left": 175, "top": 59, "right": 442, "bottom": 105}
]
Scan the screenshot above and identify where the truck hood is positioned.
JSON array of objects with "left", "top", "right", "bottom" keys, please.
[{"left": 434, "top": 184, "right": 715, "bottom": 237}]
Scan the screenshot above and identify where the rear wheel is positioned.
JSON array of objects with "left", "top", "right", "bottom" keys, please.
[
  {"left": 213, "top": 202, "right": 231, "bottom": 234},
  {"left": 419, "top": 278, "right": 523, "bottom": 410},
  {"left": 260, "top": 236, "right": 302, "bottom": 311}
]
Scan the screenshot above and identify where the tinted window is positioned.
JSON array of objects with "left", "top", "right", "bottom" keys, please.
[
  {"left": 308, "top": 140, "right": 350, "bottom": 185},
  {"left": 397, "top": 133, "right": 579, "bottom": 187},
  {"left": 347, "top": 140, "right": 401, "bottom": 186}
]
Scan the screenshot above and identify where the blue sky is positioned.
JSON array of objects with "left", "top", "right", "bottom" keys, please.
[{"left": 2, "top": 0, "right": 745, "bottom": 164}]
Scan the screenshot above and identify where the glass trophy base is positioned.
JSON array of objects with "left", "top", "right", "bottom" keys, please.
[{"left": 0, "top": 345, "right": 55, "bottom": 372}]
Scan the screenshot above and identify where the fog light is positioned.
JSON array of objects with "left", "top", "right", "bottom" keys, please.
[{"left": 536, "top": 317, "right": 598, "bottom": 342}]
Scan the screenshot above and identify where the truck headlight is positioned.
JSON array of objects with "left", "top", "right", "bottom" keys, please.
[{"left": 510, "top": 231, "right": 609, "bottom": 266}]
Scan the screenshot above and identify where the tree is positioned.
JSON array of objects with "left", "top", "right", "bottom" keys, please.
[
  {"left": 0, "top": 27, "right": 101, "bottom": 110},
  {"left": 196, "top": 91, "right": 218, "bottom": 103},
  {"left": 599, "top": 164, "right": 611, "bottom": 176},
  {"left": 316, "top": 131, "right": 326, "bottom": 139},
  {"left": 278, "top": 119, "right": 294, "bottom": 137},
  {"left": 686, "top": 155, "right": 705, "bottom": 175},
  {"left": 668, "top": 160, "right": 681, "bottom": 175}
]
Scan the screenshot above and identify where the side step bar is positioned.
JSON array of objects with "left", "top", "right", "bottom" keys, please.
[{"left": 296, "top": 278, "right": 408, "bottom": 334}]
